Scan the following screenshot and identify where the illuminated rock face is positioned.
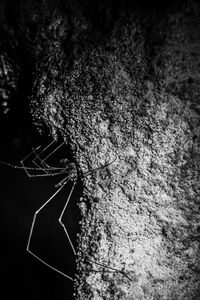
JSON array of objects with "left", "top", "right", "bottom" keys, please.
[{"left": 1, "top": 0, "right": 200, "bottom": 299}]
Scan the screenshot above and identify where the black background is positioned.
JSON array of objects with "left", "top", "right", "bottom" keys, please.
[{"left": 0, "top": 114, "right": 80, "bottom": 299}]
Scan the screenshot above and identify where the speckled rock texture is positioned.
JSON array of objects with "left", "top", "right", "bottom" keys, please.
[{"left": 1, "top": 0, "right": 200, "bottom": 299}]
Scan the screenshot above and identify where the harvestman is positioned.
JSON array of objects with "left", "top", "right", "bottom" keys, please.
[{"left": 0, "top": 140, "right": 131, "bottom": 281}]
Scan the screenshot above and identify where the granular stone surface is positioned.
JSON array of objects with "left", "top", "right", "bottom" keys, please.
[{"left": 1, "top": 1, "right": 200, "bottom": 299}]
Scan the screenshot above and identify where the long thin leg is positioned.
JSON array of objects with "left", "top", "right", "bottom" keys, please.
[
  {"left": 83, "top": 257, "right": 131, "bottom": 281},
  {"left": 58, "top": 180, "right": 76, "bottom": 256},
  {"left": 21, "top": 146, "right": 56, "bottom": 177},
  {"left": 26, "top": 181, "right": 74, "bottom": 281},
  {"left": 83, "top": 155, "right": 117, "bottom": 177},
  {"left": 0, "top": 144, "right": 65, "bottom": 177},
  {"left": 31, "top": 146, "right": 50, "bottom": 174},
  {"left": 55, "top": 173, "right": 73, "bottom": 188},
  {"left": 40, "top": 141, "right": 65, "bottom": 164},
  {"left": 0, "top": 160, "right": 64, "bottom": 176},
  {"left": 32, "top": 140, "right": 56, "bottom": 170},
  {"left": 21, "top": 146, "right": 42, "bottom": 177},
  {"left": 57, "top": 179, "right": 131, "bottom": 280},
  {"left": 21, "top": 141, "right": 65, "bottom": 177},
  {"left": 24, "top": 140, "right": 56, "bottom": 175}
]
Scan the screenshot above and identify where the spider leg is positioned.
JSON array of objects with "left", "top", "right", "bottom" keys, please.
[
  {"left": 0, "top": 160, "right": 62, "bottom": 172},
  {"left": 55, "top": 172, "right": 74, "bottom": 188},
  {"left": 26, "top": 140, "right": 56, "bottom": 175},
  {"left": 31, "top": 146, "right": 50, "bottom": 174},
  {"left": 38, "top": 141, "right": 66, "bottom": 166},
  {"left": 83, "top": 154, "right": 117, "bottom": 177},
  {"left": 57, "top": 176, "right": 131, "bottom": 280},
  {"left": 58, "top": 180, "right": 77, "bottom": 256},
  {"left": 26, "top": 181, "right": 74, "bottom": 281},
  {"left": 0, "top": 159, "right": 68, "bottom": 177},
  {"left": 32, "top": 141, "right": 68, "bottom": 175},
  {"left": 32, "top": 140, "right": 55, "bottom": 171},
  {"left": 0, "top": 156, "right": 61, "bottom": 177},
  {"left": 18, "top": 144, "right": 68, "bottom": 177},
  {"left": 20, "top": 146, "right": 42, "bottom": 177},
  {"left": 21, "top": 168, "right": 67, "bottom": 178},
  {"left": 84, "top": 257, "right": 132, "bottom": 281},
  {"left": 20, "top": 141, "right": 65, "bottom": 177},
  {"left": 20, "top": 145, "right": 57, "bottom": 177}
]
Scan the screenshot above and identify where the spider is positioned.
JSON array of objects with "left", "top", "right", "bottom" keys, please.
[{"left": 0, "top": 140, "right": 131, "bottom": 281}]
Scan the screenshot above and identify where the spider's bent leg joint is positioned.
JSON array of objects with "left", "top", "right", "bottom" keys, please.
[
  {"left": 58, "top": 181, "right": 77, "bottom": 256},
  {"left": 20, "top": 160, "right": 32, "bottom": 177},
  {"left": 26, "top": 183, "right": 75, "bottom": 281}
]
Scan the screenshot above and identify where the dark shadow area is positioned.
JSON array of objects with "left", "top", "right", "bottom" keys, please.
[
  {"left": 0, "top": 1, "right": 82, "bottom": 297},
  {"left": 0, "top": 116, "right": 81, "bottom": 300},
  {"left": 0, "top": 95, "right": 81, "bottom": 300}
]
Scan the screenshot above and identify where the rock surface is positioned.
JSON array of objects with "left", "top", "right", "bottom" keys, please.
[{"left": 1, "top": 1, "right": 200, "bottom": 299}]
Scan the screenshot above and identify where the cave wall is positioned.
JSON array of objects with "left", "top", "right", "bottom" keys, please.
[{"left": 1, "top": 1, "right": 200, "bottom": 299}]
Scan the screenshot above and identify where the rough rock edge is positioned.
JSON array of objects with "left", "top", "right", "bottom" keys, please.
[{"left": 26, "top": 2, "right": 200, "bottom": 299}]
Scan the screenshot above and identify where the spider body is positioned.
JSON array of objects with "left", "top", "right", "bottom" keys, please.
[{"left": 59, "top": 158, "right": 70, "bottom": 166}]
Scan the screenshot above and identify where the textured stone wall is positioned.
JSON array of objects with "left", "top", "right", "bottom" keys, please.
[{"left": 1, "top": 1, "right": 200, "bottom": 299}]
